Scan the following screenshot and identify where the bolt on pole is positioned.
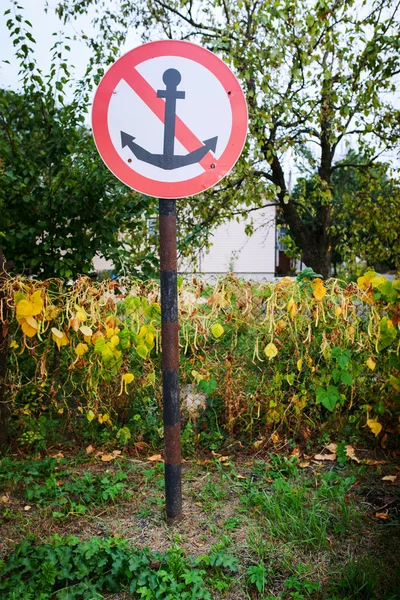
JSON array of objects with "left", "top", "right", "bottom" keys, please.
[{"left": 159, "top": 198, "right": 182, "bottom": 524}]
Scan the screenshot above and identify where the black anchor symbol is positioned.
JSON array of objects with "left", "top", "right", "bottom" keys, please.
[{"left": 121, "top": 68, "right": 218, "bottom": 170}]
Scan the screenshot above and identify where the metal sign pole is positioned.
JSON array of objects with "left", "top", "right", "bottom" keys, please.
[{"left": 159, "top": 198, "right": 182, "bottom": 523}]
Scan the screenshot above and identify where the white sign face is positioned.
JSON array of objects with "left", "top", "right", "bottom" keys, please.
[{"left": 92, "top": 41, "right": 248, "bottom": 199}]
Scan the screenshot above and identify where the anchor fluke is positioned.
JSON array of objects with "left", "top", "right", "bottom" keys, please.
[
  {"left": 203, "top": 136, "right": 218, "bottom": 153},
  {"left": 121, "top": 131, "right": 135, "bottom": 148}
]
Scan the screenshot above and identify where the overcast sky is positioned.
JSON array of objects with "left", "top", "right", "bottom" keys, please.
[{"left": 0, "top": 0, "right": 143, "bottom": 95}]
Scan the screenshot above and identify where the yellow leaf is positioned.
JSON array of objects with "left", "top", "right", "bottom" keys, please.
[
  {"left": 80, "top": 325, "right": 93, "bottom": 337},
  {"left": 271, "top": 433, "right": 280, "bottom": 444},
  {"left": 366, "top": 357, "right": 376, "bottom": 371},
  {"left": 30, "top": 290, "right": 44, "bottom": 315},
  {"left": 191, "top": 369, "right": 204, "bottom": 383},
  {"left": 138, "top": 325, "right": 148, "bottom": 338},
  {"left": 357, "top": 274, "right": 372, "bottom": 290},
  {"left": 10, "top": 340, "right": 19, "bottom": 349},
  {"left": 16, "top": 299, "right": 34, "bottom": 319},
  {"left": 25, "top": 316, "right": 38, "bottom": 329},
  {"left": 102, "top": 413, "right": 110, "bottom": 423},
  {"left": 110, "top": 335, "right": 120, "bottom": 348},
  {"left": 51, "top": 328, "right": 69, "bottom": 349},
  {"left": 122, "top": 373, "right": 134, "bottom": 384},
  {"left": 211, "top": 323, "right": 224, "bottom": 338},
  {"left": 264, "top": 343, "right": 278, "bottom": 360},
  {"left": 297, "top": 358, "right": 303, "bottom": 371},
  {"left": 367, "top": 418, "right": 382, "bottom": 436},
  {"left": 335, "top": 306, "right": 342, "bottom": 317},
  {"left": 75, "top": 343, "right": 88, "bottom": 357},
  {"left": 287, "top": 298, "right": 297, "bottom": 319},
  {"left": 75, "top": 308, "right": 87, "bottom": 322},
  {"left": 21, "top": 319, "right": 38, "bottom": 338},
  {"left": 145, "top": 332, "right": 154, "bottom": 346},
  {"left": 86, "top": 410, "right": 95, "bottom": 422},
  {"left": 370, "top": 275, "right": 386, "bottom": 288},
  {"left": 312, "top": 278, "right": 327, "bottom": 301},
  {"left": 51, "top": 327, "right": 64, "bottom": 339}
]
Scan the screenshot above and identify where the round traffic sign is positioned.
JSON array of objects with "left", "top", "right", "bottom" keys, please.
[{"left": 92, "top": 40, "right": 248, "bottom": 199}]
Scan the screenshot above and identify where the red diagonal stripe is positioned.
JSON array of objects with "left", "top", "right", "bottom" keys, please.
[{"left": 121, "top": 68, "right": 215, "bottom": 171}]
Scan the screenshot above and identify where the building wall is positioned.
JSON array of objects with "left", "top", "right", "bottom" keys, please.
[{"left": 181, "top": 205, "right": 276, "bottom": 280}]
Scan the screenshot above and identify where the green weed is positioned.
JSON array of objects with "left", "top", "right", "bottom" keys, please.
[{"left": 0, "top": 535, "right": 238, "bottom": 599}]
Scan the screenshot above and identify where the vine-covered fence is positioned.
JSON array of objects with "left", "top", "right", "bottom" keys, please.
[{"left": 0, "top": 270, "right": 398, "bottom": 450}]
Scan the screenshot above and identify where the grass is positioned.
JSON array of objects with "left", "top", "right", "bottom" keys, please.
[{"left": 0, "top": 450, "right": 399, "bottom": 599}]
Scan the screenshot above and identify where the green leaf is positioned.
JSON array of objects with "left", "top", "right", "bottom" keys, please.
[{"left": 316, "top": 386, "right": 339, "bottom": 411}]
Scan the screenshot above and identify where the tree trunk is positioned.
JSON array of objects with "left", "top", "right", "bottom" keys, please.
[{"left": 0, "top": 248, "right": 10, "bottom": 451}]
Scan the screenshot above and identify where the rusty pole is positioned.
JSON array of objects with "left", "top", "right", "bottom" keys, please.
[{"left": 159, "top": 199, "right": 182, "bottom": 523}]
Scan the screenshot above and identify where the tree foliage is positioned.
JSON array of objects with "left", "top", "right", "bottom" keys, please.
[
  {"left": 57, "top": 0, "right": 400, "bottom": 276},
  {"left": 290, "top": 151, "right": 400, "bottom": 272}
]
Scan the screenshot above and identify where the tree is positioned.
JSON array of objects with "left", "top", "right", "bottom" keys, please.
[
  {"left": 57, "top": 0, "right": 400, "bottom": 277},
  {"left": 290, "top": 151, "right": 400, "bottom": 273},
  {"left": 331, "top": 155, "right": 400, "bottom": 272},
  {"left": 0, "top": 6, "right": 146, "bottom": 279}
]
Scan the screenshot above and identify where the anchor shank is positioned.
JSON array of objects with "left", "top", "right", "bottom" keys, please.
[
  {"left": 163, "top": 96, "right": 178, "bottom": 160},
  {"left": 157, "top": 69, "right": 185, "bottom": 161}
]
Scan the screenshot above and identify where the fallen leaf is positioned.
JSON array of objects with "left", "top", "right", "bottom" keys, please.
[
  {"left": 314, "top": 453, "right": 337, "bottom": 461},
  {"left": 86, "top": 445, "right": 94, "bottom": 454},
  {"left": 24, "top": 505, "right": 32, "bottom": 511},
  {"left": 218, "top": 456, "right": 230, "bottom": 463},
  {"left": 101, "top": 454, "right": 115, "bottom": 462},
  {"left": 236, "top": 474, "right": 246, "bottom": 479},
  {"left": 325, "top": 443, "right": 337, "bottom": 453},
  {"left": 147, "top": 454, "right": 163, "bottom": 462},
  {"left": 1, "top": 495, "right": 9, "bottom": 503},
  {"left": 51, "top": 452, "right": 64, "bottom": 459},
  {"left": 382, "top": 475, "right": 397, "bottom": 483},
  {"left": 363, "top": 459, "right": 386, "bottom": 465},
  {"left": 253, "top": 439, "right": 264, "bottom": 449},
  {"left": 345, "top": 445, "right": 361, "bottom": 463},
  {"left": 375, "top": 511, "right": 389, "bottom": 520},
  {"left": 290, "top": 447, "right": 301, "bottom": 457},
  {"left": 112, "top": 450, "right": 122, "bottom": 457},
  {"left": 299, "top": 461, "right": 310, "bottom": 468},
  {"left": 271, "top": 433, "right": 280, "bottom": 444}
]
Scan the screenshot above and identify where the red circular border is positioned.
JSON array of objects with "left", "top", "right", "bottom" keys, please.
[{"left": 92, "top": 40, "right": 248, "bottom": 199}]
